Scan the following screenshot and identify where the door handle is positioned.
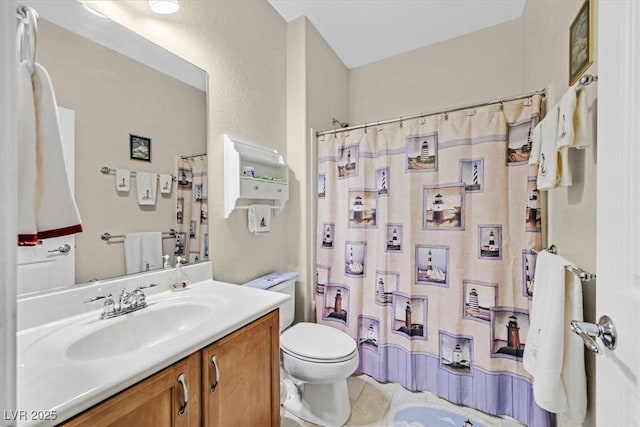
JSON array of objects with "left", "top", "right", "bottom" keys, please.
[
  {"left": 570, "top": 315, "right": 617, "bottom": 355},
  {"left": 210, "top": 355, "right": 220, "bottom": 393},
  {"left": 48, "top": 244, "right": 71, "bottom": 254}
]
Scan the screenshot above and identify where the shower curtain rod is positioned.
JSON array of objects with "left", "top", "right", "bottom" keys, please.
[
  {"left": 180, "top": 153, "right": 206, "bottom": 159},
  {"left": 316, "top": 88, "right": 546, "bottom": 137}
]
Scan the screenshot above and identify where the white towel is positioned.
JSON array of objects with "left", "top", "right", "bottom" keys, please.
[
  {"left": 18, "top": 62, "right": 82, "bottom": 245},
  {"left": 136, "top": 172, "right": 157, "bottom": 206},
  {"left": 159, "top": 174, "right": 173, "bottom": 194},
  {"left": 573, "top": 87, "right": 592, "bottom": 149},
  {"left": 556, "top": 88, "right": 577, "bottom": 149},
  {"left": 116, "top": 169, "right": 131, "bottom": 192},
  {"left": 248, "top": 204, "right": 271, "bottom": 234},
  {"left": 523, "top": 251, "right": 587, "bottom": 424},
  {"left": 529, "top": 106, "right": 559, "bottom": 190},
  {"left": 124, "top": 231, "right": 163, "bottom": 274}
]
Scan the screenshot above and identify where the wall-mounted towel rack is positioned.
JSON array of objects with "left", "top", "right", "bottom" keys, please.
[
  {"left": 101, "top": 229, "right": 176, "bottom": 242},
  {"left": 576, "top": 74, "right": 598, "bottom": 90},
  {"left": 100, "top": 166, "right": 176, "bottom": 181},
  {"left": 531, "top": 244, "right": 596, "bottom": 282}
]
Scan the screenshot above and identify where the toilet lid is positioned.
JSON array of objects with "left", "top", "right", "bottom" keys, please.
[{"left": 280, "top": 322, "right": 357, "bottom": 362}]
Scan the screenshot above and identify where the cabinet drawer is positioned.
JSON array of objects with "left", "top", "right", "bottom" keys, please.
[{"left": 240, "top": 178, "right": 288, "bottom": 200}]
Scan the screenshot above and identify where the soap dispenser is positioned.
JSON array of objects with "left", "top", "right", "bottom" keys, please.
[{"left": 170, "top": 256, "right": 189, "bottom": 291}]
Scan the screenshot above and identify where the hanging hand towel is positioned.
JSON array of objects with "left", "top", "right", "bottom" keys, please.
[
  {"left": 529, "top": 106, "right": 560, "bottom": 190},
  {"left": 573, "top": 87, "right": 592, "bottom": 149},
  {"left": 136, "top": 172, "right": 157, "bottom": 206},
  {"left": 248, "top": 204, "right": 271, "bottom": 234},
  {"left": 523, "top": 251, "right": 587, "bottom": 424},
  {"left": 116, "top": 169, "right": 131, "bottom": 192},
  {"left": 159, "top": 174, "right": 173, "bottom": 194},
  {"left": 124, "top": 231, "right": 163, "bottom": 274},
  {"left": 18, "top": 62, "right": 83, "bottom": 245}
]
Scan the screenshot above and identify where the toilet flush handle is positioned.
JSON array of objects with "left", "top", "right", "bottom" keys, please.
[{"left": 210, "top": 355, "right": 220, "bottom": 393}]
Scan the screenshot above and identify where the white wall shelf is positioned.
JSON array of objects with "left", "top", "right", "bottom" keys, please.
[{"left": 223, "top": 134, "right": 289, "bottom": 218}]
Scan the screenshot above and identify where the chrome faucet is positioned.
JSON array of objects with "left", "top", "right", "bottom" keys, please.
[{"left": 84, "top": 284, "right": 159, "bottom": 320}]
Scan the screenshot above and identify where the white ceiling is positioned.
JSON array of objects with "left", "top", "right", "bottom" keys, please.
[{"left": 268, "top": 0, "right": 526, "bottom": 69}]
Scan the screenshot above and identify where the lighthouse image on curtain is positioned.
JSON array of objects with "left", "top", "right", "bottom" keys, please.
[
  {"left": 357, "top": 316, "right": 380, "bottom": 351},
  {"left": 423, "top": 184, "right": 464, "bottom": 230},
  {"left": 506, "top": 115, "right": 539, "bottom": 165},
  {"left": 478, "top": 225, "right": 502, "bottom": 259},
  {"left": 323, "top": 284, "right": 349, "bottom": 325},
  {"left": 463, "top": 280, "right": 498, "bottom": 323},
  {"left": 415, "top": 245, "right": 449, "bottom": 286},
  {"left": 526, "top": 178, "right": 542, "bottom": 231},
  {"left": 392, "top": 294, "right": 427, "bottom": 339},
  {"left": 460, "top": 159, "right": 484, "bottom": 192},
  {"left": 376, "top": 167, "right": 389, "bottom": 195},
  {"left": 345, "top": 241, "right": 366, "bottom": 277},
  {"left": 491, "top": 308, "right": 530, "bottom": 359},
  {"left": 337, "top": 144, "right": 359, "bottom": 178},
  {"left": 318, "top": 173, "right": 326, "bottom": 198},
  {"left": 406, "top": 133, "right": 438, "bottom": 171},
  {"left": 321, "top": 223, "right": 334, "bottom": 248},
  {"left": 439, "top": 332, "right": 473, "bottom": 374},
  {"left": 374, "top": 271, "right": 398, "bottom": 305},
  {"left": 522, "top": 250, "right": 538, "bottom": 298},
  {"left": 315, "top": 265, "right": 330, "bottom": 296},
  {"left": 348, "top": 190, "right": 377, "bottom": 227},
  {"left": 385, "top": 224, "right": 403, "bottom": 252}
]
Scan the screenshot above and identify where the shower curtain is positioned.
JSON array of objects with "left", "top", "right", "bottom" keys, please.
[
  {"left": 175, "top": 155, "right": 209, "bottom": 263},
  {"left": 315, "top": 96, "right": 550, "bottom": 426}
]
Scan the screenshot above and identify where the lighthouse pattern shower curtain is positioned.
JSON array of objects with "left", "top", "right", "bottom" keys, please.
[{"left": 316, "top": 95, "right": 550, "bottom": 426}]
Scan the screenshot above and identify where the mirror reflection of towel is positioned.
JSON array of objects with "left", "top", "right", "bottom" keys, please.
[
  {"left": 124, "top": 232, "right": 162, "bottom": 274},
  {"left": 248, "top": 205, "right": 271, "bottom": 234},
  {"left": 136, "top": 172, "right": 157, "bottom": 205}
]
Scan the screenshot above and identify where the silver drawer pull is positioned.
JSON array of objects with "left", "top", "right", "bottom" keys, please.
[
  {"left": 177, "top": 373, "right": 188, "bottom": 416},
  {"left": 210, "top": 355, "right": 220, "bottom": 393},
  {"left": 48, "top": 244, "right": 71, "bottom": 254},
  {"left": 253, "top": 185, "right": 259, "bottom": 191},
  {"left": 277, "top": 188, "right": 282, "bottom": 192}
]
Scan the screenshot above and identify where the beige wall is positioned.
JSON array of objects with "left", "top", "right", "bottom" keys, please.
[
  {"left": 348, "top": 18, "right": 524, "bottom": 125},
  {"left": 286, "top": 17, "right": 349, "bottom": 322},
  {"left": 37, "top": 20, "right": 206, "bottom": 284},
  {"left": 523, "top": 2, "right": 597, "bottom": 426},
  {"left": 90, "top": 1, "right": 289, "bottom": 285}
]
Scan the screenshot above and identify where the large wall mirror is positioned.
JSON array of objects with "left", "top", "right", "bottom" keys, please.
[{"left": 18, "top": 1, "right": 208, "bottom": 295}]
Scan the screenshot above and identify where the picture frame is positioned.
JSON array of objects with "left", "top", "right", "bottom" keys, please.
[
  {"left": 569, "top": 0, "right": 593, "bottom": 86},
  {"left": 130, "top": 134, "right": 151, "bottom": 162}
]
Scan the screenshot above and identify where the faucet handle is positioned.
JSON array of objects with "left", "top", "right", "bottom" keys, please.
[
  {"left": 83, "top": 292, "right": 113, "bottom": 304},
  {"left": 137, "top": 283, "right": 159, "bottom": 290}
]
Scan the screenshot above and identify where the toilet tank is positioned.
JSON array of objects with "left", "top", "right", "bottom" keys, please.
[{"left": 242, "top": 272, "right": 298, "bottom": 331}]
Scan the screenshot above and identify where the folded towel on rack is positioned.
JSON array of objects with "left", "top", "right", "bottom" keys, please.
[
  {"left": 124, "top": 231, "right": 163, "bottom": 274},
  {"left": 136, "top": 172, "right": 157, "bottom": 206},
  {"left": 529, "top": 106, "right": 560, "bottom": 190},
  {"left": 18, "top": 62, "right": 83, "bottom": 245},
  {"left": 116, "top": 169, "right": 130, "bottom": 192},
  {"left": 248, "top": 204, "right": 271, "bottom": 234},
  {"left": 523, "top": 251, "right": 587, "bottom": 424},
  {"left": 159, "top": 174, "right": 173, "bottom": 194}
]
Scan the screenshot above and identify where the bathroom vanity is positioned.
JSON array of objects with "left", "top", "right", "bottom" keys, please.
[{"left": 16, "top": 262, "right": 285, "bottom": 426}]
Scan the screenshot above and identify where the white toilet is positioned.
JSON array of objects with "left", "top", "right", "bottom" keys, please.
[{"left": 246, "top": 273, "right": 358, "bottom": 426}]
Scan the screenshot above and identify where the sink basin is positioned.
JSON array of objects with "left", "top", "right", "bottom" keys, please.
[
  {"left": 66, "top": 302, "right": 214, "bottom": 360},
  {"left": 21, "top": 296, "right": 224, "bottom": 363}
]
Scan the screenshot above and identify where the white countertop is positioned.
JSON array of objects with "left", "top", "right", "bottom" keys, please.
[{"left": 16, "top": 273, "right": 288, "bottom": 426}]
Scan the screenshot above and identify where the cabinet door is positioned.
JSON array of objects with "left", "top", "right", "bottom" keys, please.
[
  {"left": 202, "top": 310, "right": 280, "bottom": 427},
  {"left": 61, "top": 353, "right": 200, "bottom": 427}
]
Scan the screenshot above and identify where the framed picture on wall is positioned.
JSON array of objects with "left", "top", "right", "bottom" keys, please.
[
  {"left": 130, "top": 134, "right": 151, "bottom": 162},
  {"left": 569, "top": 0, "right": 593, "bottom": 85}
]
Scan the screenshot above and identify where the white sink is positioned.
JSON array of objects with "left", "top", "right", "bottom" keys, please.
[
  {"left": 22, "top": 295, "right": 225, "bottom": 362},
  {"left": 66, "top": 301, "right": 215, "bottom": 360}
]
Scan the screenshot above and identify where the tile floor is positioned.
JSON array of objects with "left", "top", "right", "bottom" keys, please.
[{"left": 281, "top": 374, "right": 526, "bottom": 427}]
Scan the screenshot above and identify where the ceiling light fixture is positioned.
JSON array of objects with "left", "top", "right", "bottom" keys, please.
[{"left": 148, "top": 0, "right": 180, "bottom": 15}]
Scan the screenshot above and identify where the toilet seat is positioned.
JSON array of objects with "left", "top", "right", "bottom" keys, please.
[{"left": 280, "top": 322, "right": 357, "bottom": 363}]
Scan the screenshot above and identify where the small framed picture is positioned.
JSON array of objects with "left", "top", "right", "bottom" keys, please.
[
  {"left": 130, "top": 134, "right": 151, "bottom": 162},
  {"left": 569, "top": 0, "right": 593, "bottom": 86}
]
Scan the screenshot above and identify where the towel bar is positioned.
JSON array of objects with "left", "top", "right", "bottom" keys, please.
[
  {"left": 101, "top": 229, "right": 176, "bottom": 242},
  {"left": 531, "top": 244, "right": 596, "bottom": 282},
  {"left": 100, "top": 166, "right": 176, "bottom": 181}
]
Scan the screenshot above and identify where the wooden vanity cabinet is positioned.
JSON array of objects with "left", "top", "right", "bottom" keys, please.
[
  {"left": 60, "top": 310, "right": 280, "bottom": 427},
  {"left": 201, "top": 309, "right": 280, "bottom": 427},
  {"left": 61, "top": 352, "right": 201, "bottom": 427}
]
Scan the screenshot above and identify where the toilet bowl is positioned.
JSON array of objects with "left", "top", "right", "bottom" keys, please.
[{"left": 242, "top": 272, "right": 358, "bottom": 427}]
